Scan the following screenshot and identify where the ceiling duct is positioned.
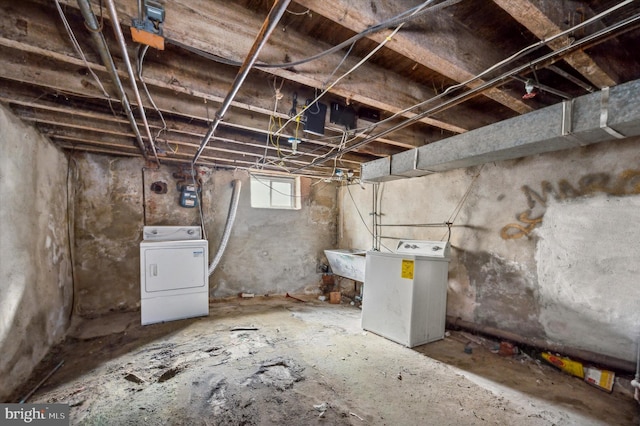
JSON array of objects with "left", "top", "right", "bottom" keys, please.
[{"left": 362, "top": 79, "right": 640, "bottom": 182}]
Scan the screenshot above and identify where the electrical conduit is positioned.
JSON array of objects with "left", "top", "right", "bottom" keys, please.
[
  {"left": 192, "top": 0, "right": 291, "bottom": 164},
  {"left": 208, "top": 180, "right": 241, "bottom": 276},
  {"left": 75, "top": 0, "right": 152, "bottom": 163},
  {"left": 104, "top": 0, "right": 160, "bottom": 165}
]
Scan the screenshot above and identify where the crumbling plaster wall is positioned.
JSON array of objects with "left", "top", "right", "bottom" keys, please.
[
  {"left": 73, "top": 154, "right": 337, "bottom": 316},
  {"left": 0, "top": 104, "right": 72, "bottom": 401},
  {"left": 340, "top": 138, "right": 640, "bottom": 362}
]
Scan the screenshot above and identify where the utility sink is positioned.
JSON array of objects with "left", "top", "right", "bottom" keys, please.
[{"left": 324, "top": 249, "right": 367, "bottom": 282}]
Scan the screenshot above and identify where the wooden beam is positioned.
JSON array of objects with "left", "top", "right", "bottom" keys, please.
[
  {"left": 54, "top": 0, "right": 494, "bottom": 134},
  {"left": 294, "top": 0, "right": 534, "bottom": 115},
  {"left": 0, "top": 79, "right": 374, "bottom": 167},
  {"left": 492, "top": 0, "right": 617, "bottom": 88},
  {"left": 0, "top": 32, "right": 434, "bottom": 154}
]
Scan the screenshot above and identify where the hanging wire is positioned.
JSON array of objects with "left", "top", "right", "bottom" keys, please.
[
  {"left": 285, "top": 8, "right": 311, "bottom": 16},
  {"left": 137, "top": 45, "right": 174, "bottom": 151},
  {"left": 346, "top": 183, "right": 375, "bottom": 243},
  {"left": 439, "top": 164, "right": 485, "bottom": 240}
]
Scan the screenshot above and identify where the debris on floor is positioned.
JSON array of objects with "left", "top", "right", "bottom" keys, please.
[
  {"left": 9, "top": 297, "right": 639, "bottom": 425},
  {"left": 541, "top": 351, "right": 585, "bottom": 379},
  {"left": 584, "top": 366, "right": 616, "bottom": 392}
]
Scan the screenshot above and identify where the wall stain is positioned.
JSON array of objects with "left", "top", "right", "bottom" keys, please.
[
  {"left": 460, "top": 250, "right": 544, "bottom": 337},
  {"left": 501, "top": 169, "right": 640, "bottom": 239}
]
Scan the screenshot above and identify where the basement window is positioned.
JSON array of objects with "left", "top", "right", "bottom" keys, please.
[{"left": 250, "top": 174, "right": 301, "bottom": 210}]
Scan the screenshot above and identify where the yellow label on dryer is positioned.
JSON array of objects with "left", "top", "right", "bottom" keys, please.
[{"left": 401, "top": 259, "right": 414, "bottom": 279}]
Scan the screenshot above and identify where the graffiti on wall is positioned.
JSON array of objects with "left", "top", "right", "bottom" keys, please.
[{"left": 500, "top": 169, "right": 640, "bottom": 239}]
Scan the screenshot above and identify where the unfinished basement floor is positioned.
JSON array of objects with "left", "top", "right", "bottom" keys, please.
[{"left": 11, "top": 296, "right": 639, "bottom": 425}]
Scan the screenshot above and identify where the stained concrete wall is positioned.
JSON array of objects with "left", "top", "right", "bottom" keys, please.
[
  {"left": 0, "top": 105, "right": 72, "bottom": 401},
  {"left": 73, "top": 154, "right": 337, "bottom": 316},
  {"left": 340, "top": 137, "right": 640, "bottom": 362}
]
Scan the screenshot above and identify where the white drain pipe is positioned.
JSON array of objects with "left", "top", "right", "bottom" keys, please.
[{"left": 208, "top": 179, "right": 241, "bottom": 276}]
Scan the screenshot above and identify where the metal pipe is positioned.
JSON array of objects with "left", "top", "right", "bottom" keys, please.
[
  {"left": 378, "top": 223, "right": 452, "bottom": 227},
  {"left": 193, "top": 0, "right": 291, "bottom": 164},
  {"left": 208, "top": 179, "right": 242, "bottom": 276},
  {"left": 104, "top": 0, "right": 160, "bottom": 166},
  {"left": 446, "top": 315, "right": 636, "bottom": 372},
  {"left": 76, "top": 0, "right": 150, "bottom": 161},
  {"left": 547, "top": 65, "right": 595, "bottom": 93}
]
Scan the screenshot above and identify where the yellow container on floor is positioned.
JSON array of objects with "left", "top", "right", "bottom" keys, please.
[
  {"left": 541, "top": 352, "right": 584, "bottom": 379},
  {"left": 329, "top": 292, "right": 341, "bottom": 304}
]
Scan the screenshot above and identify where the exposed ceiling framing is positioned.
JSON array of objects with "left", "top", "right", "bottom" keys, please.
[{"left": 1, "top": 0, "right": 639, "bottom": 179}]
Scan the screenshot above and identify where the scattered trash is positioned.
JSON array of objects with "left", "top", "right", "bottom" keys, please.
[
  {"left": 318, "top": 295, "right": 327, "bottom": 302},
  {"left": 541, "top": 352, "right": 584, "bottom": 379},
  {"left": 285, "top": 293, "right": 306, "bottom": 303},
  {"left": 498, "top": 341, "right": 519, "bottom": 357},
  {"left": 329, "top": 291, "right": 341, "bottom": 304},
  {"left": 230, "top": 326, "right": 259, "bottom": 331},
  {"left": 239, "top": 292, "right": 255, "bottom": 298},
  {"left": 444, "top": 331, "right": 451, "bottom": 337},
  {"left": 313, "top": 402, "right": 328, "bottom": 412},
  {"left": 584, "top": 366, "right": 615, "bottom": 392},
  {"left": 350, "top": 412, "right": 364, "bottom": 421},
  {"left": 397, "top": 372, "right": 402, "bottom": 380},
  {"left": 124, "top": 373, "right": 145, "bottom": 384},
  {"left": 464, "top": 344, "right": 473, "bottom": 354},
  {"left": 460, "top": 332, "right": 483, "bottom": 345}
]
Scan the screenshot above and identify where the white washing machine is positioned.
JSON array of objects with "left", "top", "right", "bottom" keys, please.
[
  {"left": 140, "top": 226, "right": 209, "bottom": 325},
  {"left": 362, "top": 240, "right": 450, "bottom": 347}
]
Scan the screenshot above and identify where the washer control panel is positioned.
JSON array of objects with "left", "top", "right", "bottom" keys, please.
[{"left": 395, "top": 240, "right": 450, "bottom": 258}]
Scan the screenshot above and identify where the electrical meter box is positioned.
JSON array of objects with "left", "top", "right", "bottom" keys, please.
[{"left": 179, "top": 185, "right": 198, "bottom": 208}]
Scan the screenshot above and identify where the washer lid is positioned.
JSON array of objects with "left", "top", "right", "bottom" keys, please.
[{"left": 395, "top": 240, "right": 450, "bottom": 258}]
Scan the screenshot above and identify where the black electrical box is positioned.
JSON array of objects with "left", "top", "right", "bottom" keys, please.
[
  {"left": 303, "top": 100, "right": 327, "bottom": 136},
  {"left": 330, "top": 102, "right": 357, "bottom": 130},
  {"left": 358, "top": 107, "right": 381, "bottom": 122}
]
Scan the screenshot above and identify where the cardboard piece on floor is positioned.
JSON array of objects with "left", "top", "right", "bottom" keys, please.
[{"left": 584, "top": 366, "right": 615, "bottom": 392}]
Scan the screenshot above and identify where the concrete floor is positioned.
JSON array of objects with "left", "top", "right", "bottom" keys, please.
[{"left": 12, "top": 296, "right": 639, "bottom": 425}]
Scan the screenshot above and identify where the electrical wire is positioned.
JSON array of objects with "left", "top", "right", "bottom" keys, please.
[
  {"left": 346, "top": 183, "right": 375, "bottom": 242},
  {"left": 438, "top": 164, "right": 484, "bottom": 240},
  {"left": 137, "top": 45, "right": 173, "bottom": 151},
  {"left": 66, "top": 155, "right": 77, "bottom": 320},
  {"left": 165, "top": 0, "right": 459, "bottom": 71},
  {"left": 260, "top": 0, "right": 468, "bottom": 170},
  {"left": 285, "top": 8, "right": 311, "bottom": 16}
]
